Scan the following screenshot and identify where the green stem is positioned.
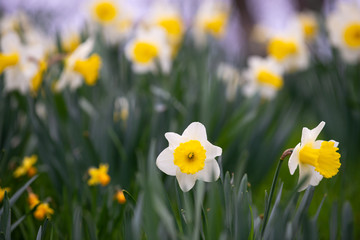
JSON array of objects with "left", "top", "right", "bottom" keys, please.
[{"left": 260, "top": 148, "right": 293, "bottom": 237}]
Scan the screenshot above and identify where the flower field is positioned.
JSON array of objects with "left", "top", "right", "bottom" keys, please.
[{"left": 0, "top": 0, "right": 359, "bottom": 239}]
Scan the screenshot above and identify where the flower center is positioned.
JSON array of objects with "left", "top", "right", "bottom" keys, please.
[
  {"left": 62, "top": 34, "right": 80, "bottom": 53},
  {"left": 343, "top": 23, "right": 360, "bottom": 48},
  {"left": 158, "top": 17, "right": 183, "bottom": 36},
  {"left": 267, "top": 38, "right": 298, "bottom": 61},
  {"left": 133, "top": 41, "right": 159, "bottom": 64},
  {"left": 204, "top": 13, "right": 228, "bottom": 37},
  {"left": 256, "top": 70, "right": 283, "bottom": 89},
  {"left": 301, "top": 19, "right": 317, "bottom": 40},
  {"left": 73, "top": 54, "right": 102, "bottom": 86},
  {"left": 299, "top": 141, "right": 341, "bottom": 178},
  {"left": 0, "top": 52, "right": 19, "bottom": 74},
  {"left": 173, "top": 140, "right": 206, "bottom": 174},
  {"left": 94, "top": 1, "right": 117, "bottom": 23}
]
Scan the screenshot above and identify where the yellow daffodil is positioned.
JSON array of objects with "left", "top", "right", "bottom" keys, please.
[
  {"left": 114, "top": 190, "right": 126, "bottom": 204},
  {"left": 14, "top": 155, "right": 38, "bottom": 178},
  {"left": 0, "top": 187, "right": 10, "bottom": 203},
  {"left": 125, "top": 27, "right": 172, "bottom": 74},
  {"left": 33, "top": 203, "right": 54, "bottom": 220},
  {"left": 289, "top": 121, "right": 341, "bottom": 191},
  {"left": 242, "top": 56, "right": 284, "bottom": 100},
  {"left": 193, "top": 1, "right": 229, "bottom": 47},
  {"left": 55, "top": 38, "right": 102, "bottom": 91},
  {"left": 326, "top": 2, "right": 360, "bottom": 63},
  {"left": 156, "top": 122, "right": 222, "bottom": 192},
  {"left": 28, "top": 192, "right": 40, "bottom": 209},
  {"left": 88, "top": 164, "right": 111, "bottom": 186},
  {"left": 217, "top": 62, "right": 243, "bottom": 101}
]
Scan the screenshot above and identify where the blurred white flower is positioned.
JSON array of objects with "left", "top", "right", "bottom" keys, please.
[
  {"left": 124, "top": 27, "right": 171, "bottom": 74},
  {"left": 55, "top": 38, "right": 101, "bottom": 91},
  {"left": 217, "top": 62, "right": 243, "bottom": 101},
  {"left": 242, "top": 56, "right": 284, "bottom": 100},
  {"left": 266, "top": 21, "right": 309, "bottom": 72},
  {"left": 326, "top": 2, "right": 360, "bottom": 64},
  {"left": 156, "top": 122, "right": 222, "bottom": 192},
  {"left": 193, "top": 0, "right": 229, "bottom": 47},
  {"left": 289, "top": 121, "right": 341, "bottom": 191},
  {"left": 113, "top": 97, "right": 129, "bottom": 123},
  {"left": 297, "top": 11, "right": 318, "bottom": 42}
]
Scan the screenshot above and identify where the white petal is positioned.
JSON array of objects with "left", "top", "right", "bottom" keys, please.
[
  {"left": 156, "top": 148, "right": 177, "bottom": 176},
  {"left": 196, "top": 159, "right": 220, "bottom": 182},
  {"left": 298, "top": 163, "right": 322, "bottom": 191},
  {"left": 301, "top": 121, "right": 325, "bottom": 145},
  {"left": 329, "top": 140, "right": 339, "bottom": 148},
  {"left": 182, "top": 122, "right": 207, "bottom": 141},
  {"left": 288, "top": 143, "right": 300, "bottom": 175},
  {"left": 165, "top": 132, "right": 183, "bottom": 150},
  {"left": 176, "top": 169, "right": 197, "bottom": 192},
  {"left": 203, "top": 141, "right": 222, "bottom": 159}
]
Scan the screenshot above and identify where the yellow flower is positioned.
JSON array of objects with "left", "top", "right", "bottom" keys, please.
[
  {"left": 0, "top": 52, "right": 19, "bottom": 74},
  {"left": 0, "top": 187, "right": 10, "bottom": 203},
  {"left": 114, "top": 190, "right": 126, "bottom": 204},
  {"left": 28, "top": 192, "right": 40, "bottom": 209},
  {"left": 30, "top": 60, "right": 47, "bottom": 93},
  {"left": 73, "top": 54, "right": 101, "bottom": 86},
  {"left": 289, "top": 121, "right": 341, "bottom": 191},
  {"left": 14, "top": 155, "right": 38, "bottom": 178},
  {"left": 88, "top": 164, "right": 111, "bottom": 186},
  {"left": 298, "top": 12, "right": 318, "bottom": 41},
  {"left": 62, "top": 31, "right": 81, "bottom": 53},
  {"left": 33, "top": 203, "right": 54, "bottom": 220}
]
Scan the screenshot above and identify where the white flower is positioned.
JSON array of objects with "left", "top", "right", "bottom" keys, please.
[
  {"left": 266, "top": 20, "right": 309, "bottom": 72},
  {"left": 326, "top": 2, "right": 360, "bottom": 64},
  {"left": 156, "top": 122, "right": 222, "bottom": 192},
  {"left": 288, "top": 121, "right": 341, "bottom": 191},
  {"left": 55, "top": 38, "right": 101, "bottom": 91},
  {"left": 193, "top": 0, "right": 230, "bottom": 48},
  {"left": 124, "top": 27, "right": 171, "bottom": 74},
  {"left": 0, "top": 32, "right": 41, "bottom": 94},
  {"left": 297, "top": 11, "right": 318, "bottom": 42},
  {"left": 217, "top": 62, "right": 243, "bottom": 101},
  {"left": 242, "top": 56, "right": 284, "bottom": 100}
]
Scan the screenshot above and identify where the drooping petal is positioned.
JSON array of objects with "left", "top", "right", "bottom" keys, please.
[
  {"left": 156, "top": 148, "right": 177, "bottom": 176},
  {"left": 176, "top": 169, "right": 197, "bottom": 192},
  {"left": 288, "top": 143, "right": 301, "bottom": 175},
  {"left": 165, "top": 132, "right": 183, "bottom": 150},
  {"left": 196, "top": 159, "right": 220, "bottom": 182},
  {"left": 298, "top": 163, "right": 322, "bottom": 191},
  {"left": 182, "top": 122, "right": 207, "bottom": 141},
  {"left": 301, "top": 121, "right": 325, "bottom": 145},
  {"left": 203, "top": 140, "right": 222, "bottom": 159}
]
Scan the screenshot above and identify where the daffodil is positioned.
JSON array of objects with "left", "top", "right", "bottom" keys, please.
[
  {"left": 326, "top": 2, "right": 360, "bottom": 63},
  {"left": 0, "top": 187, "right": 10, "bottom": 203},
  {"left": 14, "top": 155, "right": 38, "bottom": 178},
  {"left": 193, "top": 0, "right": 229, "bottom": 47},
  {"left": 114, "top": 190, "right": 126, "bottom": 204},
  {"left": 55, "top": 38, "right": 102, "bottom": 91},
  {"left": 217, "top": 62, "right": 243, "bottom": 101},
  {"left": 288, "top": 121, "right": 341, "bottom": 191},
  {"left": 298, "top": 12, "right": 318, "bottom": 41},
  {"left": 125, "top": 27, "right": 172, "bottom": 74},
  {"left": 34, "top": 203, "right": 54, "bottom": 220},
  {"left": 242, "top": 56, "right": 284, "bottom": 100},
  {"left": 113, "top": 97, "right": 129, "bottom": 123},
  {"left": 266, "top": 21, "right": 309, "bottom": 72},
  {"left": 156, "top": 122, "right": 222, "bottom": 192},
  {"left": 88, "top": 163, "right": 111, "bottom": 186},
  {"left": 28, "top": 192, "right": 40, "bottom": 209},
  {"left": 61, "top": 28, "right": 81, "bottom": 53}
]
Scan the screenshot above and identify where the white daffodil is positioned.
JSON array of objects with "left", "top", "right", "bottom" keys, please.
[
  {"left": 156, "top": 122, "right": 222, "bottom": 192},
  {"left": 193, "top": 0, "right": 230, "bottom": 47},
  {"left": 61, "top": 28, "right": 82, "bottom": 53},
  {"left": 144, "top": 2, "right": 185, "bottom": 55},
  {"left": 326, "top": 2, "right": 360, "bottom": 64},
  {"left": 266, "top": 21, "right": 309, "bottom": 72},
  {"left": 217, "top": 62, "right": 243, "bottom": 101},
  {"left": 242, "top": 56, "right": 284, "bottom": 100},
  {"left": 55, "top": 38, "right": 101, "bottom": 91},
  {"left": 297, "top": 11, "right": 318, "bottom": 42},
  {"left": 0, "top": 32, "right": 45, "bottom": 94},
  {"left": 124, "top": 27, "right": 171, "bottom": 74},
  {"left": 288, "top": 121, "right": 341, "bottom": 192},
  {"left": 87, "top": 0, "right": 134, "bottom": 45}
]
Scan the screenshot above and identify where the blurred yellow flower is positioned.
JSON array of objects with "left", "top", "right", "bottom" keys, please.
[
  {"left": 73, "top": 54, "right": 101, "bottom": 86},
  {"left": 327, "top": 2, "right": 360, "bottom": 63},
  {"left": 298, "top": 12, "right": 318, "bottom": 41},
  {"left": 34, "top": 203, "right": 54, "bottom": 220},
  {"left": 289, "top": 121, "right": 341, "bottom": 191},
  {"left": 61, "top": 31, "right": 81, "bottom": 53},
  {"left": 30, "top": 60, "right": 47, "bottom": 93},
  {"left": 28, "top": 192, "right": 40, "bottom": 209},
  {"left": 91, "top": 0, "right": 118, "bottom": 24},
  {"left": 14, "top": 155, "right": 38, "bottom": 178},
  {"left": 0, "top": 187, "right": 10, "bottom": 203},
  {"left": 0, "top": 53, "right": 19, "bottom": 74},
  {"left": 114, "top": 190, "right": 126, "bottom": 204},
  {"left": 88, "top": 164, "right": 111, "bottom": 186},
  {"left": 268, "top": 38, "right": 298, "bottom": 61}
]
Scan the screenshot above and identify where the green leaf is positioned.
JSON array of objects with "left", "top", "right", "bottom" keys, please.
[{"left": 0, "top": 191, "right": 11, "bottom": 240}]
